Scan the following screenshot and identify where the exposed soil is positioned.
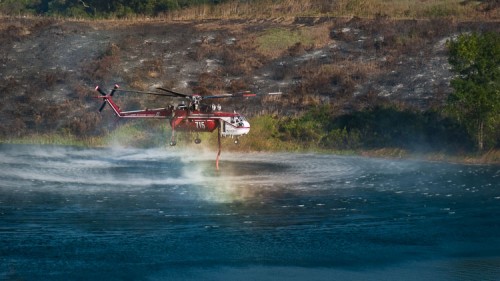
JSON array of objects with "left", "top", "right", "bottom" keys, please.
[{"left": 0, "top": 16, "right": 498, "bottom": 137}]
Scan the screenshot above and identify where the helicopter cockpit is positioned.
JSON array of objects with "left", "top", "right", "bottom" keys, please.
[{"left": 231, "top": 116, "right": 246, "bottom": 127}]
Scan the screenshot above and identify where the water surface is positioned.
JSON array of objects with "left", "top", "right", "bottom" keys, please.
[{"left": 1, "top": 144, "right": 499, "bottom": 280}]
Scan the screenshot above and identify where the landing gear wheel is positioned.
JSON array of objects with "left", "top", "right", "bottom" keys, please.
[
  {"left": 194, "top": 138, "right": 201, "bottom": 144},
  {"left": 234, "top": 139, "right": 239, "bottom": 144},
  {"left": 170, "top": 141, "right": 177, "bottom": 146}
]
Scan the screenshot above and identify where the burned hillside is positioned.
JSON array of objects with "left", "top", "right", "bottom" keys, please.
[{"left": 0, "top": 16, "right": 498, "bottom": 138}]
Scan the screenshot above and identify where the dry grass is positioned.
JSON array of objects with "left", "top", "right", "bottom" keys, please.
[
  {"left": 1, "top": 0, "right": 495, "bottom": 23},
  {"left": 161, "top": 0, "right": 497, "bottom": 21},
  {"left": 288, "top": 59, "right": 381, "bottom": 109},
  {"left": 463, "top": 149, "right": 500, "bottom": 164},
  {"left": 332, "top": 0, "right": 487, "bottom": 19},
  {"left": 255, "top": 24, "right": 332, "bottom": 58}
]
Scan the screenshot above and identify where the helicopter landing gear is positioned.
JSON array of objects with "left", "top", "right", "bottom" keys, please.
[{"left": 234, "top": 138, "right": 239, "bottom": 144}]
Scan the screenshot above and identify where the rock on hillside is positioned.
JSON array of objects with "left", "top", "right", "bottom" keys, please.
[{"left": 0, "top": 16, "right": 497, "bottom": 137}]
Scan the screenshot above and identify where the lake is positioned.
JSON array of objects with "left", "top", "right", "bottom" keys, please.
[{"left": 1, "top": 144, "right": 499, "bottom": 280}]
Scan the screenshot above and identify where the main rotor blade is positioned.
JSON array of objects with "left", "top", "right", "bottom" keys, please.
[
  {"left": 203, "top": 91, "right": 257, "bottom": 99},
  {"left": 113, "top": 89, "right": 177, "bottom": 97},
  {"left": 156, "top": 87, "right": 191, "bottom": 98}
]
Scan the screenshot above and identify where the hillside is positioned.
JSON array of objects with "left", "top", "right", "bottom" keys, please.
[{"left": 0, "top": 15, "right": 498, "bottom": 151}]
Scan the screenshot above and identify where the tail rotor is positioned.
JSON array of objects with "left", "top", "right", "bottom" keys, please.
[{"left": 96, "top": 84, "right": 119, "bottom": 112}]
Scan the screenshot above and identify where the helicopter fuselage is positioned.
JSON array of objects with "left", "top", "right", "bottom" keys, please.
[
  {"left": 170, "top": 109, "right": 250, "bottom": 137},
  {"left": 97, "top": 90, "right": 250, "bottom": 137}
]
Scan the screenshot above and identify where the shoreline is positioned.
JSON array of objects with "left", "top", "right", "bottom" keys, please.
[{"left": 2, "top": 135, "right": 498, "bottom": 166}]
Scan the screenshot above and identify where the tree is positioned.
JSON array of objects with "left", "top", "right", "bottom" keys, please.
[{"left": 446, "top": 32, "right": 500, "bottom": 151}]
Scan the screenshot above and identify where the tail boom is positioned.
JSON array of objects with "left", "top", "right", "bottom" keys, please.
[{"left": 96, "top": 86, "right": 172, "bottom": 119}]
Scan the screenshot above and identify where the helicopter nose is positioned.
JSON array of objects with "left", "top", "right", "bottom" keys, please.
[{"left": 240, "top": 120, "right": 250, "bottom": 135}]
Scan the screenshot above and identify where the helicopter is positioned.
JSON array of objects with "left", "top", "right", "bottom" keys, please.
[{"left": 96, "top": 84, "right": 280, "bottom": 169}]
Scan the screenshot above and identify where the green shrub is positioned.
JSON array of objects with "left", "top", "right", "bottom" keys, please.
[{"left": 320, "top": 128, "right": 362, "bottom": 149}]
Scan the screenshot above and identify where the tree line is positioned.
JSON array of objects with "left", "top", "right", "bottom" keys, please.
[{"left": 0, "top": 0, "right": 228, "bottom": 18}]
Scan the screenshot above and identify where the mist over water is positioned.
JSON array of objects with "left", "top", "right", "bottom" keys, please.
[{"left": 1, "top": 144, "right": 499, "bottom": 280}]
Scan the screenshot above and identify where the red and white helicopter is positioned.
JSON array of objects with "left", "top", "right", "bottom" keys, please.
[{"left": 96, "top": 85, "right": 280, "bottom": 169}]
